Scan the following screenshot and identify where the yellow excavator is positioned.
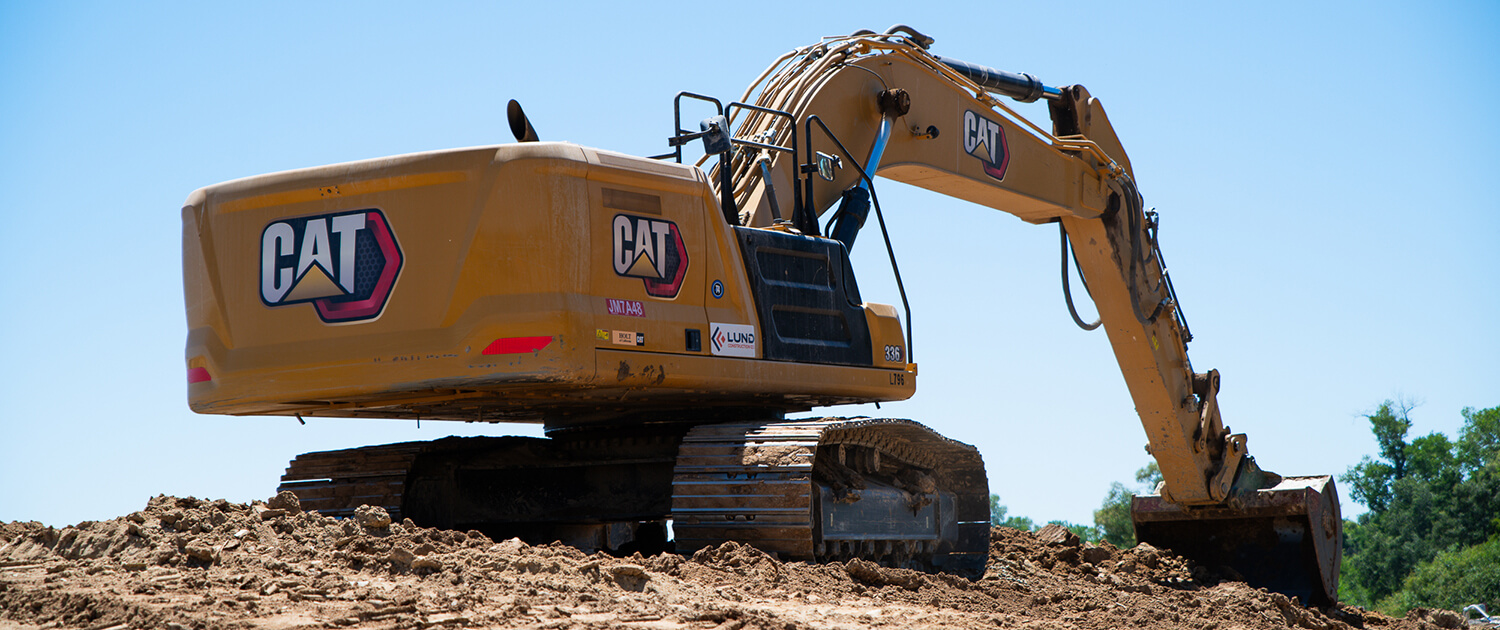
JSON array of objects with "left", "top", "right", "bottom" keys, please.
[{"left": 182, "top": 26, "right": 1341, "bottom": 603}]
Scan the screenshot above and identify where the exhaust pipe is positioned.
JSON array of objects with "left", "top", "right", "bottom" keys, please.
[{"left": 507, "top": 99, "right": 540, "bottom": 142}]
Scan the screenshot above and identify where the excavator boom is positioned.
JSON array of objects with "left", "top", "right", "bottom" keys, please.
[{"left": 701, "top": 26, "right": 1342, "bottom": 603}]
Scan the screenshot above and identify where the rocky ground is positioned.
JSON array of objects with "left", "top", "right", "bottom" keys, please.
[{"left": 0, "top": 494, "right": 1470, "bottom": 630}]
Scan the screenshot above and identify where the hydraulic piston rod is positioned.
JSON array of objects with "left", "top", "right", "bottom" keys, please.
[{"left": 934, "top": 56, "right": 1061, "bottom": 103}]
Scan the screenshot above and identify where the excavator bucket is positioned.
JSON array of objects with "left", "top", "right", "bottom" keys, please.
[{"left": 1131, "top": 476, "right": 1342, "bottom": 605}]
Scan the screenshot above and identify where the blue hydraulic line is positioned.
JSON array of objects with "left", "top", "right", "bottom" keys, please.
[
  {"left": 828, "top": 115, "right": 891, "bottom": 251},
  {"left": 861, "top": 115, "right": 893, "bottom": 190}
]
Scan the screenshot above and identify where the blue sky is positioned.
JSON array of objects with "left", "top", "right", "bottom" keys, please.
[{"left": 1, "top": 2, "right": 1496, "bottom": 530}]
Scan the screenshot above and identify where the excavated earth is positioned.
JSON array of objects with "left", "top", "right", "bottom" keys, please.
[{"left": 0, "top": 494, "right": 1468, "bottom": 630}]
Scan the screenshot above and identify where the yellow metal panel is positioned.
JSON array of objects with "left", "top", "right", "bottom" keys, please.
[
  {"left": 585, "top": 150, "right": 710, "bottom": 357},
  {"left": 864, "top": 302, "right": 908, "bottom": 369},
  {"left": 217, "top": 171, "right": 471, "bottom": 214},
  {"left": 184, "top": 142, "right": 912, "bottom": 423}
]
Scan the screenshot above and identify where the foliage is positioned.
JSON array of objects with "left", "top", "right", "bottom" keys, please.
[
  {"left": 987, "top": 495, "right": 1105, "bottom": 543},
  {"left": 1093, "top": 482, "right": 1135, "bottom": 547},
  {"left": 1092, "top": 462, "right": 1162, "bottom": 548},
  {"left": 1136, "top": 462, "right": 1163, "bottom": 488},
  {"left": 1458, "top": 406, "right": 1500, "bottom": 471},
  {"left": 988, "top": 494, "right": 1035, "bottom": 531},
  {"left": 1343, "top": 400, "right": 1413, "bottom": 513},
  {"left": 1339, "top": 400, "right": 1500, "bottom": 613},
  {"left": 1045, "top": 520, "right": 1100, "bottom": 543},
  {"left": 1376, "top": 536, "right": 1500, "bottom": 617},
  {"left": 987, "top": 496, "right": 1097, "bottom": 540}
]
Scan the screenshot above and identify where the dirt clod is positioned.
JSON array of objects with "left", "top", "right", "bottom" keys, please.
[
  {"left": 353, "top": 504, "right": 392, "bottom": 530},
  {"left": 266, "top": 490, "right": 301, "bottom": 512},
  {"left": 1035, "top": 522, "right": 1081, "bottom": 547},
  {"left": 0, "top": 495, "right": 1455, "bottom": 629}
]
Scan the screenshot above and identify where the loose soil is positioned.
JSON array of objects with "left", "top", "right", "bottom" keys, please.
[{"left": 0, "top": 494, "right": 1468, "bottom": 629}]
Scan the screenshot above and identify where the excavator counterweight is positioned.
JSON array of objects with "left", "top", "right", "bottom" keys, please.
[{"left": 183, "top": 26, "right": 1342, "bottom": 604}]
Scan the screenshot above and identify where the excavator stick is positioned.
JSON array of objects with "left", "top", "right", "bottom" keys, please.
[{"left": 1131, "top": 476, "right": 1342, "bottom": 605}]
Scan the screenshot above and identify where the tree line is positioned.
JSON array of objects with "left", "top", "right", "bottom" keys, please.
[
  {"left": 1338, "top": 401, "right": 1498, "bottom": 614},
  {"left": 989, "top": 400, "right": 1499, "bottom": 616},
  {"left": 988, "top": 461, "right": 1159, "bottom": 546}
]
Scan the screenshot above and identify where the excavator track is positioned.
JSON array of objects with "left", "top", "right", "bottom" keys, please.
[
  {"left": 278, "top": 433, "right": 683, "bottom": 551},
  {"left": 277, "top": 417, "right": 989, "bottom": 578},
  {"left": 279, "top": 441, "right": 425, "bottom": 520},
  {"left": 670, "top": 418, "right": 989, "bottom": 577}
]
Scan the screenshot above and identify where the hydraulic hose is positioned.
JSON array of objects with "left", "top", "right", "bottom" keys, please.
[
  {"left": 1060, "top": 224, "right": 1101, "bottom": 331},
  {"left": 1122, "top": 177, "right": 1166, "bottom": 327}
]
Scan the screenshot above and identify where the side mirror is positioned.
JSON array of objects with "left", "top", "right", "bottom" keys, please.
[{"left": 699, "top": 115, "right": 731, "bottom": 154}]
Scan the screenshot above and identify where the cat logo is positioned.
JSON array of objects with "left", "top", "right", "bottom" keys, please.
[
  {"left": 963, "top": 110, "right": 1009, "bottom": 181},
  {"left": 259, "top": 209, "right": 403, "bottom": 324},
  {"left": 612, "top": 214, "right": 688, "bottom": 298}
]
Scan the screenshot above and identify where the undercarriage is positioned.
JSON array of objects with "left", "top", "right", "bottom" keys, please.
[{"left": 278, "top": 417, "right": 989, "bottom": 577}]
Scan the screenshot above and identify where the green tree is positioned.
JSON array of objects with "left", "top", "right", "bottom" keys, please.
[
  {"left": 1379, "top": 536, "right": 1500, "bottom": 616},
  {"left": 1046, "top": 520, "right": 1100, "bottom": 543},
  {"left": 1136, "top": 462, "right": 1163, "bottom": 488},
  {"left": 989, "top": 494, "right": 1035, "bottom": 531},
  {"left": 1371, "top": 400, "right": 1415, "bottom": 478},
  {"left": 1342, "top": 400, "right": 1414, "bottom": 513},
  {"left": 1458, "top": 406, "right": 1500, "bottom": 471},
  {"left": 1094, "top": 482, "right": 1135, "bottom": 547},
  {"left": 1406, "top": 433, "right": 1457, "bottom": 482},
  {"left": 1093, "top": 462, "right": 1162, "bottom": 548},
  {"left": 1340, "top": 401, "right": 1500, "bottom": 611}
]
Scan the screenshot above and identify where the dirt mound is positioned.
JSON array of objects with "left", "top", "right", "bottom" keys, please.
[{"left": 0, "top": 496, "right": 1454, "bottom": 629}]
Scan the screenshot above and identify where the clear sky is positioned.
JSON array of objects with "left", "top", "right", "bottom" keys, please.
[{"left": 2, "top": 2, "right": 1496, "bottom": 530}]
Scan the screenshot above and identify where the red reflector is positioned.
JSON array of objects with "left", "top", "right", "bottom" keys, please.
[
  {"left": 187, "top": 367, "right": 212, "bottom": 384},
  {"left": 482, "top": 336, "right": 553, "bottom": 355}
]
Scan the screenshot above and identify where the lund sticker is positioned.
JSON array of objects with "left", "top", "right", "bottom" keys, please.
[
  {"left": 606, "top": 298, "right": 646, "bottom": 317},
  {"left": 612, "top": 214, "right": 688, "bottom": 298},
  {"left": 259, "top": 209, "right": 402, "bottom": 324},
  {"left": 709, "top": 322, "right": 756, "bottom": 358},
  {"left": 962, "top": 110, "right": 1009, "bottom": 181}
]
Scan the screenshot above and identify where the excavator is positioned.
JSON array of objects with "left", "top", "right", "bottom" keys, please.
[{"left": 181, "top": 26, "right": 1342, "bottom": 604}]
